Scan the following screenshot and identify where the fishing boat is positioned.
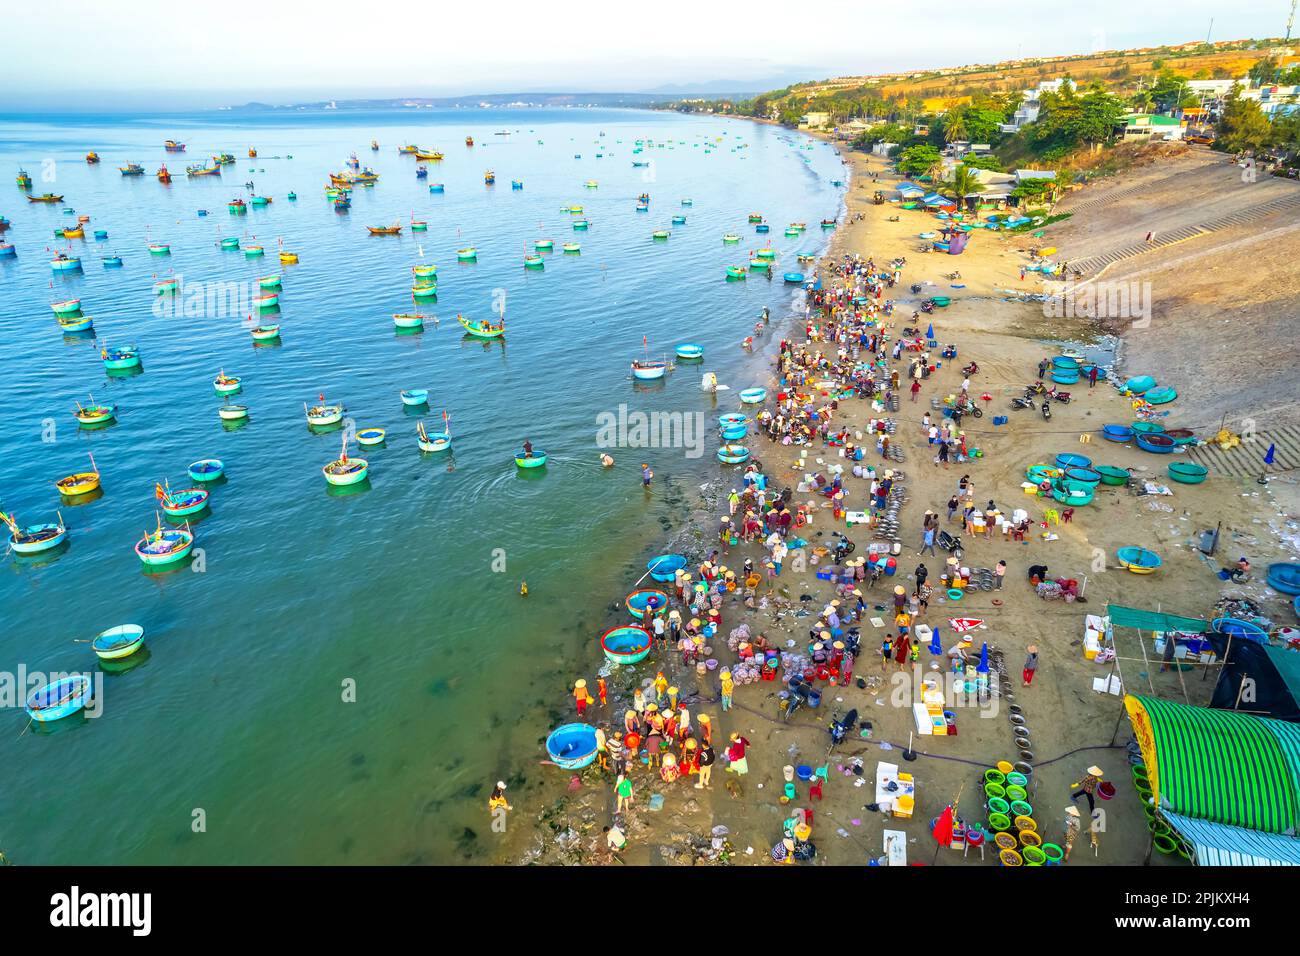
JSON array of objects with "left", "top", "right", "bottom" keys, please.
[
  {"left": 465, "top": 136, "right": 474, "bottom": 147},
  {"left": 748, "top": 259, "right": 770, "bottom": 272},
  {"left": 249, "top": 195, "right": 271, "bottom": 208},
  {"left": 164, "top": 140, "right": 186, "bottom": 152},
  {"left": 213, "top": 370, "right": 242, "bottom": 394},
  {"left": 624, "top": 589, "right": 669, "bottom": 620},
  {"left": 1135, "top": 433, "right": 1176, "bottom": 454},
  {"left": 393, "top": 310, "right": 427, "bottom": 331},
  {"left": 367, "top": 225, "right": 402, "bottom": 236},
  {"left": 410, "top": 219, "right": 428, "bottom": 232},
  {"left": 228, "top": 199, "right": 247, "bottom": 214},
  {"left": 417, "top": 419, "right": 453, "bottom": 453},
  {"left": 85, "top": 151, "right": 101, "bottom": 164},
  {"left": 747, "top": 213, "right": 763, "bottom": 223},
  {"left": 651, "top": 230, "right": 669, "bottom": 240},
  {"left": 51, "top": 299, "right": 82, "bottom": 316},
  {"left": 356, "top": 427, "right": 386, "bottom": 446},
  {"left": 412, "top": 264, "right": 438, "bottom": 279},
  {"left": 429, "top": 183, "right": 445, "bottom": 193},
  {"left": 16, "top": 169, "right": 32, "bottom": 188},
  {"left": 253, "top": 293, "right": 279, "bottom": 309},
  {"left": 397, "top": 144, "right": 418, "bottom": 154},
  {"left": 135, "top": 519, "right": 195, "bottom": 566},
  {"left": 157, "top": 481, "right": 210, "bottom": 518},
  {"left": 59, "top": 225, "right": 85, "bottom": 238},
  {"left": 400, "top": 388, "right": 429, "bottom": 406},
  {"left": 279, "top": 251, "right": 299, "bottom": 264},
  {"left": 755, "top": 223, "right": 770, "bottom": 233},
  {"left": 257, "top": 274, "right": 282, "bottom": 289},
  {"left": 218, "top": 237, "right": 240, "bottom": 250},
  {"left": 73, "top": 396, "right": 116, "bottom": 425},
  {"left": 244, "top": 244, "right": 265, "bottom": 259},
  {"left": 188, "top": 459, "right": 225, "bottom": 482},
  {"left": 1144, "top": 386, "right": 1178, "bottom": 405},
  {"left": 154, "top": 277, "right": 179, "bottom": 295},
  {"left": 186, "top": 163, "right": 221, "bottom": 177},
  {"left": 28, "top": 193, "right": 63, "bottom": 203},
  {"left": 50, "top": 254, "right": 82, "bottom": 272},
  {"left": 717, "top": 444, "right": 751, "bottom": 464},
  {"left": 726, "top": 266, "right": 747, "bottom": 280},
  {"left": 101, "top": 345, "right": 141, "bottom": 370},
  {"left": 820, "top": 218, "right": 837, "bottom": 228},
  {"left": 56, "top": 454, "right": 101, "bottom": 497},
  {"left": 675, "top": 344, "right": 704, "bottom": 361},
  {"left": 600, "top": 624, "right": 653, "bottom": 665},
  {"left": 523, "top": 255, "right": 544, "bottom": 269},
  {"left": 305, "top": 401, "right": 344, "bottom": 427},
  {"left": 635, "top": 202, "right": 649, "bottom": 212},
  {"left": 25, "top": 675, "right": 93, "bottom": 722},
  {"left": 1123, "top": 375, "right": 1156, "bottom": 394},
  {"left": 572, "top": 219, "right": 590, "bottom": 230},
  {"left": 484, "top": 170, "right": 496, "bottom": 185},
  {"left": 458, "top": 314, "right": 504, "bottom": 339},
  {"left": 218, "top": 403, "right": 249, "bottom": 421},
  {"left": 287, "top": 191, "right": 296, "bottom": 200},
  {"left": 323, "top": 435, "right": 369, "bottom": 486},
  {"left": 645, "top": 554, "right": 687, "bottom": 582},
  {"left": 515, "top": 447, "right": 547, "bottom": 468},
  {"left": 215, "top": 153, "right": 236, "bottom": 165},
  {"left": 562, "top": 242, "right": 581, "bottom": 253},
  {"left": 156, "top": 165, "right": 172, "bottom": 183},
  {"left": 632, "top": 359, "right": 667, "bottom": 380},
  {"left": 0, "top": 241, "right": 13, "bottom": 258},
  {"left": 784, "top": 272, "right": 805, "bottom": 283},
  {"left": 1266, "top": 563, "right": 1300, "bottom": 596},
  {"left": 739, "top": 387, "right": 767, "bottom": 404},
  {"left": 456, "top": 247, "right": 478, "bottom": 261},
  {"left": 92, "top": 624, "right": 145, "bottom": 661},
  {"left": 534, "top": 239, "right": 554, "bottom": 251},
  {"left": 412, "top": 282, "right": 437, "bottom": 300},
  {"left": 545, "top": 723, "right": 597, "bottom": 769},
  {"left": 511, "top": 180, "right": 524, "bottom": 190},
  {"left": 672, "top": 215, "right": 686, "bottom": 225},
  {"left": 722, "top": 234, "right": 741, "bottom": 244},
  {"left": 250, "top": 324, "right": 280, "bottom": 341},
  {"left": 119, "top": 162, "right": 145, "bottom": 176},
  {"left": 148, "top": 243, "right": 170, "bottom": 255},
  {"left": 1117, "top": 546, "right": 1162, "bottom": 574},
  {"left": 584, "top": 180, "right": 598, "bottom": 188},
  {"left": 415, "top": 149, "right": 444, "bottom": 161},
  {"left": 565, "top": 205, "right": 584, "bottom": 213},
  {"left": 2, "top": 511, "right": 68, "bottom": 555}
]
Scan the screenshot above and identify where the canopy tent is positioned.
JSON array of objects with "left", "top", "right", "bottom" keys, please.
[
  {"left": 896, "top": 181, "right": 926, "bottom": 198},
  {"left": 1208, "top": 637, "right": 1300, "bottom": 723},
  {"left": 1162, "top": 812, "right": 1300, "bottom": 865},
  {"left": 1107, "top": 604, "right": 1209, "bottom": 633},
  {"left": 1126, "top": 694, "right": 1300, "bottom": 840}
]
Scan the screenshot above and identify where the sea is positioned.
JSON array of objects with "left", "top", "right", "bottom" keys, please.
[{"left": 0, "top": 107, "right": 845, "bottom": 863}]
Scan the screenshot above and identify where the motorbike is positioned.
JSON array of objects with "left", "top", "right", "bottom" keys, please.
[
  {"left": 937, "top": 530, "right": 963, "bottom": 554},
  {"left": 1011, "top": 396, "right": 1035, "bottom": 410},
  {"left": 830, "top": 531, "right": 857, "bottom": 564},
  {"left": 920, "top": 301, "right": 935, "bottom": 314},
  {"left": 780, "top": 678, "right": 811, "bottom": 722},
  {"left": 1041, "top": 400, "right": 1052, "bottom": 421},
  {"left": 902, "top": 326, "right": 920, "bottom": 337},
  {"left": 828, "top": 708, "right": 859, "bottom": 750},
  {"left": 910, "top": 283, "right": 923, "bottom": 294},
  {"left": 1024, "top": 380, "right": 1047, "bottom": 398},
  {"left": 1046, "top": 387, "right": 1071, "bottom": 404},
  {"left": 961, "top": 361, "right": 979, "bottom": 377}
]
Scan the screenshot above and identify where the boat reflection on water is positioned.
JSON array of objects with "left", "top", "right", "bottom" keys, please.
[
  {"left": 99, "top": 645, "right": 152, "bottom": 676},
  {"left": 325, "top": 477, "right": 372, "bottom": 499}
]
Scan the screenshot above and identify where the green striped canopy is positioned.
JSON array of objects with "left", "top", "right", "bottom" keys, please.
[{"left": 1127, "top": 695, "right": 1300, "bottom": 835}]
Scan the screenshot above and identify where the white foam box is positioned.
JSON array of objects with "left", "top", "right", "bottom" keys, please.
[{"left": 912, "top": 703, "right": 933, "bottom": 735}]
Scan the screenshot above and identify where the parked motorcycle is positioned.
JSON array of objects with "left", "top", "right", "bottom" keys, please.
[
  {"left": 1024, "top": 380, "right": 1048, "bottom": 398},
  {"left": 910, "top": 283, "right": 923, "bottom": 294},
  {"left": 828, "top": 708, "right": 859, "bottom": 750},
  {"left": 780, "top": 678, "right": 811, "bottom": 722},
  {"left": 937, "top": 530, "right": 963, "bottom": 554},
  {"left": 961, "top": 361, "right": 979, "bottom": 377},
  {"left": 1041, "top": 400, "right": 1052, "bottom": 421},
  {"left": 1046, "top": 387, "right": 1071, "bottom": 404},
  {"left": 1011, "top": 396, "right": 1035, "bottom": 410},
  {"left": 944, "top": 270, "right": 961, "bottom": 280},
  {"left": 920, "top": 301, "right": 935, "bottom": 314}
]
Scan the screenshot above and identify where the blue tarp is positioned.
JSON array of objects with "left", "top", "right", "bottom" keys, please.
[{"left": 1164, "top": 811, "right": 1300, "bottom": 866}]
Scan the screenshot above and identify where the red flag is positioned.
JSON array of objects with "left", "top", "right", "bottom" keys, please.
[
  {"left": 932, "top": 805, "right": 954, "bottom": 846},
  {"left": 154, "top": 483, "right": 166, "bottom": 501}
]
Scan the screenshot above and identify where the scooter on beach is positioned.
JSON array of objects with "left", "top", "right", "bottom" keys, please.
[
  {"left": 1010, "top": 396, "right": 1036, "bottom": 410},
  {"left": 937, "top": 530, "right": 963, "bottom": 555},
  {"left": 1024, "top": 381, "right": 1048, "bottom": 398},
  {"left": 920, "top": 301, "right": 935, "bottom": 314},
  {"left": 828, "top": 708, "right": 859, "bottom": 751},
  {"left": 779, "top": 678, "right": 811, "bottom": 722},
  {"left": 1046, "top": 386, "right": 1071, "bottom": 404},
  {"left": 961, "top": 361, "right": 979, "bottom": 377},
  {"left": 1041, "top": 400, "right": 1052, "bottom": 421}
]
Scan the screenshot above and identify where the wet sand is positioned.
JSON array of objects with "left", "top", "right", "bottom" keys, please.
[{"left": 499, "top": 139, "right": 1300, "bottom": 867}]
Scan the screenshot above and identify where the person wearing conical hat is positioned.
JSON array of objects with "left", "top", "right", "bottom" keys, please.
[
  {"left": 573, "top": 679, "right": 592, "bottom": 715},
  {"left": 660, "top": 751, "right": 681, "bottom": 784},
  {"left": 1062, "top": 805, "right": 1082, "bottom": 861},
  {"left": 1069, "top": 766, "right": 1104, "bottom": 814},
  {"left": 654, "top": 671, "right": 668, "bottom": 704},
  {"left": 719, "top": 670, "right": 734, "bottom": 711},
  {"left": 697, "top": 712, "right": 712, "bottom": 745},
  {"left": 488, "top": 781, "right": 511, "bottom": 814}
]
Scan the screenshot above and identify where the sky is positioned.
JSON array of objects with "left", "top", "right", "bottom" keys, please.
[{"left": 0, "top": 0, "right": 1290, "bottom": 111}]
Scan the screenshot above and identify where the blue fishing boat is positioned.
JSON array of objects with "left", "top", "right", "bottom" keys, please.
[
  {"left": 25, "top": 675, "right": 94, "bottom": 722},
  {"left": 1136, "top": 433, "right": 1176, "bottom": 454},
  {"left": 1100, "top": 424, "right": 1132, "bottom": 442},
  {"left": 101, "top": 254, "right": 122, "bottom": 268},
  {"left": 93, "top": 229, "right": 108, "bottom": 240},
  {"left": 429, "top": 183, "right": 445, "bottom": 193},
  {"left": 1167, "top": 462, "right": 1208, "bottom": 484},
  {"left": 601, "top": 625, "right": 653, "bottom": 665},
  {"left": 632, "top": 360, "right": 668, "bottom": 380},
  {"left": 356, "top": 428, "right": 386, "bottom": 446},
  {"left": 91, "top": 624, "right": 145, "bottom": 661},
  {"left": 59, "top": 314, "right": 94, "bottom": 333},
  {"left": 755, "top": 223, "right": 770, "bottom": 233},
  {"left": 188, "top": 459, "right": 225, "bottom": 482},
  {"left": 101, "top": 345, "right": 141, "bottom": 370},
  {"left": 417, "top": 421, "right": 452, "bottom": 453},
  {"left": 515, "top": 448, "right": 546, "bottom": 468},
  {"left": 1117, "top": 547, "right": 1162, "bottom": 574},
  {"left": 1051, "top": 485, "right": 1094, "bottom": 506},
  {"left": 719, "top": 413, "right": 747, "bottom": 427},
  {"left": 1124, "top": 375, "right": 1156, "bottom": 394},
  {"left": 671, "top": 215, "right": 686, "bottom": 224},
  {"left": 784, "top": 272, "right": 805, "bottom": 283},
  {"left": 1144, "top": 386, "right": 1178, "bottom": 405},
  {"left": 717, "top": 444, "right": 750, "bottom": 464},
  {"left": 323, "top": 435, "right": 369, "bottom": 486},
  {"left": 51, "top": 254, "right": 82, "bottom": 272},
  {"left": 1054, "top": 453, "right": 1092, "bottom": 470},
  {"left": 0, "top": 242, "right": 15, "bottom": 257},
  {"left": 305, "top": 402, "right": 344, "bottom": 427},
  {"left": 394, "top": 313, "right": 425, "bottom": 330},
  {"left": 1266, "top": 563, "right": 1300, "bottom": 596},
  {"left": 545, "top": 723, "right": 599, "bottom": 769},
  {"left": 646, "top": 554, "right": 686, "bottom": 582},
  {"left": 618, "top": 590, "right": 667, "bottom": 624},
  {"left": 3, "top": 512, "right": 68, "bottom": 555},
  {"left": 675, "top": 343, "right": 704, "bottom": 360},
  {"left": 721, "top": 423, "right": 747, "bottom": 441},
  {"left": 1211, "top": 618, "right": 1267, "bottom": 642},
  {"left": 135, "top": 522, "right": 195, "bottom": 566},
  {"left": 158, "top": 484, "right": 210, "bottom": 518},
  {"left": 1063, "top": 467, "right": 1101, "bottom": 487},
  {"left": 739, "top": 387, "right": 767, "bottom": 404},
  {"left": 400, "top": 388, "right": 429, "bottom": 406}
]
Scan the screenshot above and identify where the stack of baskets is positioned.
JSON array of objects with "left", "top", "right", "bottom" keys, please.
[
  {"left": 1128, "top": 742, "right": 1193, "bottom": 860},
  {"left": 981, "top": 762, "right": 1061, "bottom": 865}
]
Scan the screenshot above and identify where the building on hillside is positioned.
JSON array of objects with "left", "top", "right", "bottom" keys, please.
[
  {"left": 1118, "top": 113, "right": 1185, "bottom": 142},
  {"left": 799, "top": 112, "right": 831, "bottom": 130},
  {"left": 1185, "top": 78, "right": 1248, "bottom": 97},
  {"left": 1014, "top": 169, "right": 1056, "bottom": 183},
  {"left": 1256, "top": 85, "right": 1300, "bottom": 118}
]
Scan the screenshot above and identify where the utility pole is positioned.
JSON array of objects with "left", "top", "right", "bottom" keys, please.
[
  {"left": 1206, "top": 18, "right": 1214, "bottom": 44},
  {"left": 1287, "top": 0, "right": 1296, "bottom": 43}
]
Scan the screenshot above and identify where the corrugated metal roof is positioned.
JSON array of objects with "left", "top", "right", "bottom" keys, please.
[{"left": 1164, "top": 812, "right": 1300, "bottom": 866}]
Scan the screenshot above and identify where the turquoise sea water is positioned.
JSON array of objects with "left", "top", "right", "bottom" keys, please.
[{"left": 0, "top": 108, "right": 844, "bottom": 863}]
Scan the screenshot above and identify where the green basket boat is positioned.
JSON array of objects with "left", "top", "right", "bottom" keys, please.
[
  {"left": 1131, "top": 421, "right": 1164, "bottom": 435},
  {"left": 1095, "top": 465, "right": 1130, "bottom": 486},
  {"left": 1168, "top": 461, "right": 1208, "bottom": 484}
]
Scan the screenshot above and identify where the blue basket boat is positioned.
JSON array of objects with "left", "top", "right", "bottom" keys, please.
[
  {"left": 188, "top": 459, "right": 224, "bottom": 482},
  {"left": 1101, "top": 424, "right": 1132, "bottom": 442},
  {"left": 1063, "top": 467, "right": 1101, "bottom": 486},
  {"left": 1124, "top": 375, "right": 1156, "bottom": 394},
  {"left": 1050, "top": 371, "right": 1079, "bottom": 384},
  {"left": 101, "top": 345, "right": 141, "bottom": 370},
  {"left": 1144, "top": 386, "right": 1177, "bottom": 405},
  {"left": 1136, "top": 433, "right": 1176, "bottom": 454},
  {"left": 720, "top": 424, "right": 747, "bottom": 441},
  {"left": 92, "top": 624, "right": 145, "bottom": 661},
  {"left": 625, "top": 589, "right": 668, "bottom": 620},
  {"left": 1117, "top": 547, "right": 1162, "bottom": 574},
  {"left": 719, "top": 413, "right": 747, "bottom": 427},
  {"left": 400, "top": 388, "right": 429, "bottom": 406},
  {"left": 601, "top": 625, "right": 653, "bottom": 665},
  {"left": 755, "top": 223, "right": 770, "bottom": 233},
  {"left": 1211, "top": 618, "right": 1268, "bottom": 643},
  {"left": 646, "top": 554, "right": 687, "bottom": 582},
  {"left": 1052, "top": 356, "right": 1079, "bottom": 370},
  {"left": 675, "top": 343, "right": 704, "bottom": 360},
  {"left": 515, "top": 449, "right": 547, "bottom": 468},
  {"left": 717, "top": 444, "right": 750, "bottom": 464},
  {"left": 1054, "top": 453, "right": 1092, "bottom": 469},
  {"left": 25, "top": 675, "right": 94, "bottom": 722},
  {"left": 1265, "top": 563, "right": 1300, "bottom": 596},
  {"left": 1167, "top": 462, "right": 1208, "bottom": 484},
  {"left": 739, "top": 387, "right": 767, "bottom": 405},
  {"left": 546, "top": 723, "right": 599, "bottom": 769},
  {"left": 784, "top": 272, "right": 805, "bottom": 283}
]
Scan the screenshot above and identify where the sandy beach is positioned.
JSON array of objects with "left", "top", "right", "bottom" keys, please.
[{"left": 501, "top": 137, "right": 1300, "bottom": 867}]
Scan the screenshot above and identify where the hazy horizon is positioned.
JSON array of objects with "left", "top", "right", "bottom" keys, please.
[{"left": 0, "top": 0, "right": 1290, "bottom": 112}]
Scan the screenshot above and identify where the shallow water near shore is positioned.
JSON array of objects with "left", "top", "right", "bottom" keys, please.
[{"left": 0, "top": 108, "right": 845, "bottom": 863}]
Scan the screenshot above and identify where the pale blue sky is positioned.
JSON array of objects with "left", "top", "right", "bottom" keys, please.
[{"left": 0, "top": 0, "right": 1290, "bottom": 111}]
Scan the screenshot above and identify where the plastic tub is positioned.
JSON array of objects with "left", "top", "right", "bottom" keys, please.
[
  {"left": 1096, "top": 465, "right": 1130, "bottom": 486},
  {"left": 1042, "top": 843, "right": 1064, "bottom": 864},
  {"left": 984, "top": 769, "right": 1006, "bottom": 786},
  {"left": 987, "top": 797, "right": 1010, "bottom": 816},
  {"left": 988, "top": 812, "right": 1011, "bottom": 832},
  {"left": 1101, "top": 424, "right": 1132, "bottom": 442},
  {"left": 1022, "top": 845, "right": 1047, "bottom": 865},
  {"left": 1006, "top": 785, "right": 1027, "bottom": 802},
  {"left": 1009, "top": 799, "right": 1033, "bottom": 818}
]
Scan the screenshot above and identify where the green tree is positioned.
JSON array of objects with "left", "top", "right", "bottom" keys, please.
[
  {"left": 939, "top": 165, "right": 986, "bottom": 208},
  {"left": 1249, "top": 56, "right": 1278, "bottom": 86},
  {"left": 943, "top": 109, "right": 968, "bottom": 144},
  {"left": 896, "top": 144, "right": 942, "bottom": 176},
  {"left": 1217, "top": 84, "right": 1274, "bottom": 154}
]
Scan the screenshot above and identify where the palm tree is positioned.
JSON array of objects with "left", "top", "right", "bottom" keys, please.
[
  {"left": 944, "top": 111, "right": 968, "bottom": 145},
  {"left": 940, "top": 165, "right": 986, "bottom": 212}
]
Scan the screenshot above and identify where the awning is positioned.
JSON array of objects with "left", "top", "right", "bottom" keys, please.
[
  {"left": 1163, "top": 812, "right": 1300, "bottom": 865},
  {"left": 1107, "top": 604, "right": 1209, "bottom": 633}
]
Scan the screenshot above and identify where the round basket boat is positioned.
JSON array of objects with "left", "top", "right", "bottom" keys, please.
[
  {"left": 1144, "top": 386, "right": 1177, "bottom": 405},
  {"left": 92, "top": 624, "right": 145, "bottom": 661},
  {"left": 718, "top": 413, "right": 747, "bottom": 427},
  {"left": 783, "top": 272, "right": 805, "bottom": 283},
  {"left": 717, "top": 444, "right": 751, "bottom": 464},
  {"left": 720, "top": 424, "right": 747, "bottom": 441},
  {"left": 1064, "top": 467, "right": 1101, "bottom": 486},
  {"left": 1050, "top": 371, "right": 1079, "bottom": 384},
  {"left": 545, "top": 723, "right": 599, "bottom": 770},
  {"left": 1101, "top": 424, "right": 1133, "bottom": 442},
  {"left": 676, "top": 343, "right": 704, "bottom": 360},
  {"left": 1052, "top": 485, "right": 1094, "bottom": 506},
  {"left": 1136, "top": 433, "right": 1176, "bottom": 454},
  {"left": 356, "top": 428, "right": 387, "bottom": 446},
  {"left": 1124, "top": 375, "right": 1156, "bottom": 394},
  {"left": 931, "top": 296, "right": 950, "bottom": 307},
  {"left": 1095, "top": 465, "right": 1130, "bottom": 486},
  {"left": 515, "top": 450, "right": 547, "bottom": 468},
  {"left": 1026, "top": 464, "right": 1062, "bottom": 483},
  {"left": 1054, "top": 453, "right": 1092, "bottom": 470},
  {"left": 739, "top": 388, "right": 766, "bottom": 404},
  {"left": 1131, "top": 421, "right": 1164, "bottom": 435},
  {"left": 1117, "top": 546, "right": 1162, "bottom": 574},
  {"left": 25, "top": 675, "right": 94, "bottom": 722},
  {"left": 625, "top": 589, "right": 668, "bottom": 620},
  {"left": 1052, "top": 356, "right": 1079, "bottom": 370},
  {"left": 1211, "top": 617, "right": 1268, "bottom": 642},
  {"left": 646, "top": 554, "right": 687, "bottom": 582},
  {"left": 600, "top": 624, "right": 653, "bottom": 664},
  {"left": 188, "top": 459, "right": 224, "bottom": 482},
  {"left": 1163, "top": 428, "right": 1196, "bottom": 446},
  {"left": 1168, "top": 462, "right": 1208, "bottom": 484},
  {"left": 1265, "top": 562, "right": 1300, "bottom": 596}
]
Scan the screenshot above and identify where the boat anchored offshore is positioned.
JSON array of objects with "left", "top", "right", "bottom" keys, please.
[
  {"left": 25, "top": 675, "right": 94, "bottom": 722},
  {"left": 156, "top": 480, "right": 210, "bottom": 519},
  {"left": 458, "top": 313, "right": 504, "bottom": 339},
  {"left": 417, "top": 416, "right": 453, "bottom": 453},
  {"left": 56, "top": 453, "right": 101, "bottom": 497},
  {"left": 323, "top": 434, "right": 369, "bottom": 486},
  {"left": 73, "top": 396, "right": 116, "bottom": 426},
  {"left": 135, "top": 516, "right": 195, "bottom": 566},
  {"left": 91, "top": 624, "right": 146, "bottom": 661},
  {"left": 2, "top": 510, "right": 68, "bottom": 556},
  {"left": 305, "top": 400, "right": 345, "bottom": 427}
]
